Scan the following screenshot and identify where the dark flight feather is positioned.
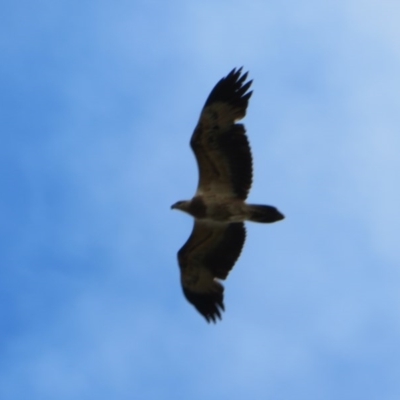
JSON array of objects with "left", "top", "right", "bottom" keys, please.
[
  {"left": 178, "top": 222, "right": 245, "bottom": 322},
  {"left": 190, "top": 68, "right": 253, "bottom": 200}
]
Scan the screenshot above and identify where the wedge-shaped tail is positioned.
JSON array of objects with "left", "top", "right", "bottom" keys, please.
[{"left": 246, "top": 204, "right": 284, "bottom": 223}]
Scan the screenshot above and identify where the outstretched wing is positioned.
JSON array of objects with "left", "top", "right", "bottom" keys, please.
[
  {"left": 190, "top": 68, "right": 253, "bottom": 200},
  {"left": 178, "top": 221, "right": 246, "bottom": 323}
]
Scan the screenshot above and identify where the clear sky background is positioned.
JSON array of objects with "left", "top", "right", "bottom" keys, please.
[{"left": 1, "top": 1, "right": 400, "bottom": 399}]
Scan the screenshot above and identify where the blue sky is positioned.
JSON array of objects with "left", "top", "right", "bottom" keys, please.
[{"left": 1, "top": 0, "right": 400, "bottom": 399}]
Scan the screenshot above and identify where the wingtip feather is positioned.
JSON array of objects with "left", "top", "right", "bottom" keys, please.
[{"left": 203, "top": 67, "right": 253, "bottom": 109}]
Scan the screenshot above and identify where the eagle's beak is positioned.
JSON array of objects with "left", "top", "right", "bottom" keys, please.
[{"left": 171, "top": 203, "right": 177, "bottom": 210}]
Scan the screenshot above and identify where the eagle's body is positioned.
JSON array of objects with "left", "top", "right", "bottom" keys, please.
[
  {"left": 173, "top": 196, "right": 250, "bottom": 222},
  {"left": 172, "top": 68, "right": 284, "bottom": 323}
]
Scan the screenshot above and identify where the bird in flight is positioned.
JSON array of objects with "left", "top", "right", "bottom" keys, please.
[{"left": 171, "top": 68, "right": 284, "bottom": 323}]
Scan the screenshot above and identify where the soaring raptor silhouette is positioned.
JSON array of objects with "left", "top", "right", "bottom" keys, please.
[{"left": 171, "top": 68, "right": 284, "bottom": 322}]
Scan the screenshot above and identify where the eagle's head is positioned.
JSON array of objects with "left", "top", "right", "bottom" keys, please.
[{"left": 171, "top": 200, "right": 191, "bottom": 213}]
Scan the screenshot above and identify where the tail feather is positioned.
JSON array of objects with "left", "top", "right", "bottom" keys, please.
[{"left": 247, "top": 204, "right": 284, "bottom": 223}]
